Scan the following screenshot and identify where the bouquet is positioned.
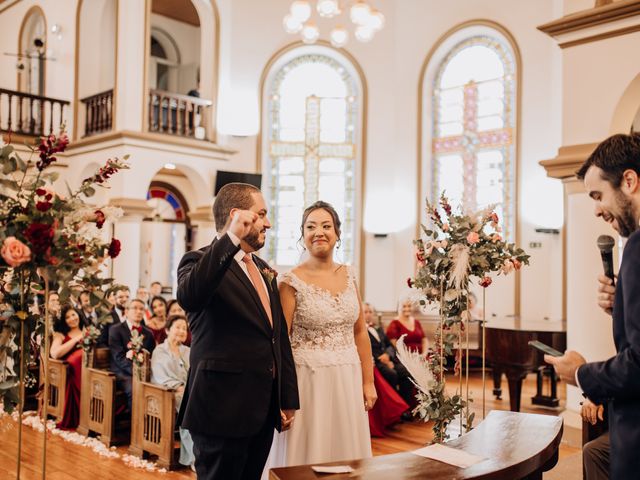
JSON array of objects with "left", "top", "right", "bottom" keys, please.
[{"left": 0, "top": 127, "right": 129, "bottom": 411}]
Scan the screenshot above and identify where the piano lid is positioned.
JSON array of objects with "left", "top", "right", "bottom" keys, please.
[{"left": 484, "top": 316, "right": 566, "bottom": 333}]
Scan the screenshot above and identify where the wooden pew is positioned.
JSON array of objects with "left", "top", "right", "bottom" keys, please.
[
  {"left": 269, "top": 410, "right": 562, "bottom": 480},
  {"left": 39, "top": 357, "right": 68, "bottom": 422},
  {"left": 129, "top": 351, "right": 178, "bottom": 470},
  {"left": 77, "top": 347, "right": 122, "bottom": 445}
]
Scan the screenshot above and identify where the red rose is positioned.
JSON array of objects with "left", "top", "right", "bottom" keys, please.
[
  {"left": 479, "top": 276, "right": 492, "bottom": 288},
  {"left": 512, "top": 259, "right": 522, "bottom": 270},
  {"left": 36, "top": 188, "right": 47, "bottom": 196},
  {"left": 36, "top": 201, "right": 52, "bottom": 212},
  {"left": 24, "top": 222, "right": 55, "bottom": 253},
  {"left": 108, "top": 238, "right": 121, "bottom": 258},
  {"left": 95, "top": 210, "right": 106, "bottom": 229},
  {"left": 407, "top": 277, "right": 414, "bottom": 288}
]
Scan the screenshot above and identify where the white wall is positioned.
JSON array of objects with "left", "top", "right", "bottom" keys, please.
[
  {"left": 78, "top": 0, "right": 116, "bottom": 99},
  {"left": 215, "top": 0, "right": 563, "bottom": 316}
]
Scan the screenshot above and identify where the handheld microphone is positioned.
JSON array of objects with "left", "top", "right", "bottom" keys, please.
[{"left": 597, "top": 235, "right": 616, "bottom": 284}]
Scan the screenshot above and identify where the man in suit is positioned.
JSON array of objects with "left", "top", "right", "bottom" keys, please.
[
  {"left": 547, "top": 133, "right": 640, "bottom": 480},
  {"left": 364, "top": 302, "right": 414, "bottom": 407},
  {"left": 108, "top": 298, "right": 155, "bottom": 409},
  {"left": 78, "top": 290, "right": 98, "bottom": 326},
  {"left": 98, "top": 285, "right": 129, "bottom": 347},
  {"left": 177, "top": 182, "right": 299, "bottom": 480}
]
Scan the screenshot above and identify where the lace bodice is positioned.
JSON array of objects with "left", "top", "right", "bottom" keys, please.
[{"left": 280, "top": 266, "right": 361, "bottom": 367}]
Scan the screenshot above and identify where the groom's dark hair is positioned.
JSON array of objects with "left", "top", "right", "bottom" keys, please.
[{"left": 213, "top": 182, "right": 261, "bottom": 232}]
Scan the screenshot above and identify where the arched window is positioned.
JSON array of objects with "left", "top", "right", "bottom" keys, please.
[
  {"left": 262, "top": 46, "right": 363, "bottom": 268},
  {"left": 431, "top": 34, "right": 516, "bottom": 240},
  {"left": 19, "top": 7, "right": 46, "bottom": 95}
]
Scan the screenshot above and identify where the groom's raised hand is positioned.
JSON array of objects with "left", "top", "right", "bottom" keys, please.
[{"left": 228, "top": 209, "right": 258, "bottom": 240}]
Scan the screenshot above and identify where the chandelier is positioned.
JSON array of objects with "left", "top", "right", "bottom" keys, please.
[{"left": 283, "top": 1, "right": 385, "bottom": 48}]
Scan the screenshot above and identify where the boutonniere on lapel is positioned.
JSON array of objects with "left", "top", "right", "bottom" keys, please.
[{"left": 260, "top": 267, "right": 277, "bottom": 286}]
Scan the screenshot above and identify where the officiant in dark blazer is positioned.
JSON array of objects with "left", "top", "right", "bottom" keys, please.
[
  {"left": 547, "top": 133, "right": 640, "bottom": 480},
  {"left": 177, "top": 182, "right": 299, "bottom": 480}
]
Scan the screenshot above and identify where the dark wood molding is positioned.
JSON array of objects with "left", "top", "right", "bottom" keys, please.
[{"left": 538, "top": 0, "right": 640, "bottom": 39}]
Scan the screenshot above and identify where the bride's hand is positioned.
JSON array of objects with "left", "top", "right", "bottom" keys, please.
[{"left": 363, "top": 383, "right": 377, "bottom": 411}]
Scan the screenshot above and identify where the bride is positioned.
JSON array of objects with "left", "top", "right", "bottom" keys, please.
[{"left": 264, "top": 200, "right": 377, "bottom": 473}]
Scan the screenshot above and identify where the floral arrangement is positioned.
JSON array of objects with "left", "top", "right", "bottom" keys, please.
[
  {"left": 80, "top": 325, "right": 102, "bottom": 358},
  {"left": 0, "top": 128, "right": 129, "bottom": 412},
  {"left": 403, "top": 193, "right": 530, "bottom": 442},
  {"left": 126, "top": 330, "right": 145, "bottom": 380}
]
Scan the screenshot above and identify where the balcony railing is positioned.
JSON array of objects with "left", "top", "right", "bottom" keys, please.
[
  {"left": 148, "top": 89, "right": 212, "bottom": 140},
  {"left": 0, "top": 88, "right": 69, "bottom": 137},
  {"left": 80, "top": 89, "right": 113, "bottom": 137}
]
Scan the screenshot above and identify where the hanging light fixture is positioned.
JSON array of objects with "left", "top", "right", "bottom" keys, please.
[
  {"left": 283, "top": 0, "right": 384, "bottom": 48},
  {"left": 330, "top": 26, "right": 349, "bottom": 48}
]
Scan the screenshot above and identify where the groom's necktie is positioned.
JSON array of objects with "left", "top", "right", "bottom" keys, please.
[{"left": 242, "top": 254, "right": 273, "bottom": 326}]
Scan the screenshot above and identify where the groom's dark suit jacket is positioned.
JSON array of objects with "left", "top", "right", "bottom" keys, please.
[
  {"left": 578, "top": 229, "right": 640, "bottom": 479},
  {"left": 176, "top": 233, "right": 299, "bottom": 438}
]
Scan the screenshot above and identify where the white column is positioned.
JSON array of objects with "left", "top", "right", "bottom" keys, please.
[
  {"left": 114, "top": 0, "right": 147, "bottom": 132},
  {"left": 189, "top": 205, "right": 217, "bottom": 250},
  {"left": 110, "top": 198, "right": 153, "bottom": 292},
  {"left": 564, "top": 177, "right": 616, "bottom": 414}
]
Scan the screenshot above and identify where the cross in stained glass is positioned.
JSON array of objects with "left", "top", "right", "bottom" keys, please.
[
  {"left": 270, "top": 95, "right": 355, "bottom": 206},
  {"left": 432, "top": 80, "right": 512, "bottom": 213}
]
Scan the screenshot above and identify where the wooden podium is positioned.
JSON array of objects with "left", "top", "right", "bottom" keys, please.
[{"left": 269, "top": 410, "right": 562, "bottom": 480}]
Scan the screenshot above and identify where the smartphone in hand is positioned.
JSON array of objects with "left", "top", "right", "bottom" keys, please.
[{"left": 528, "top": 340, "right": 562, "bottom": 357}]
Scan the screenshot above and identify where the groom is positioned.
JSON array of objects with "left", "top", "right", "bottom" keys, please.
[{"left": 177, "top": 183, "right": 299, "bottom": 480}]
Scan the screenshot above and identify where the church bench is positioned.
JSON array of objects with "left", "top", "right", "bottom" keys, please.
[
  {"left": 39, "top": 357, "right": 68, "bottom": 422},
  {"left": 77, "top": 347, "right": 129, "bottom": 446},
  {"left": 269, "top": 410, "right": 562, "bottom": 480},
  {"left": 129, "top": 351, "right": 179, "bottom": 470}
]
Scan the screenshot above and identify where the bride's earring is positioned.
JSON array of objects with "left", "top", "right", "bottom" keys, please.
[{"left": 336, "top": 238, "right": 342, "bottom": 249}]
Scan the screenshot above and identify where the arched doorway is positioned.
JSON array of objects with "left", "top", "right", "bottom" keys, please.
[{"left": 140, "top": 180, "right": 192, "bottom": 298}]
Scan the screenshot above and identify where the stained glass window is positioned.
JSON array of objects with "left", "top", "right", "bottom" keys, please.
[
  {"left": 263, "top": 52, "right": 360, "bottom": 267},
  {"left": 432, "top": 36, "right": 516, "bottom": 240}
]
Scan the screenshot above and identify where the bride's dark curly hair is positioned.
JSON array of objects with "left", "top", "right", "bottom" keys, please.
[{"left": 298, "top": 201, "right": 342, "bottom": 245}]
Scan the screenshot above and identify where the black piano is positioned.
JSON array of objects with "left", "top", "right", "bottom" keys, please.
[{"left": 485, "top": 318, "right": 566, "bottom": 412}]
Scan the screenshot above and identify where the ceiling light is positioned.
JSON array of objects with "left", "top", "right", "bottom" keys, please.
[
  {"left": 350, "top": 1, "right": 371, "bottom": 25},
  {"left": 330, "top": 26, "right": 349, "bottom": 48},
  {"left": 290, "top": 1, "right": 312, "bottom": 22},
  {"left": 317, "top": 0, "right": 340, "bottom": 18},
  {"left": 283, "top": 14, "right": 303, "bottom": 33},
  {"left": 355, "top": 25, "right": 374, "bottom": 42},
  {"left": 301, "top": 22, "right": 320, "bottom": 44}
]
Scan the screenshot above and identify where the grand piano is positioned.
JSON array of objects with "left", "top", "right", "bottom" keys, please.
[{"left": 485, "top": 317, "right": 566, "bottom": 412}]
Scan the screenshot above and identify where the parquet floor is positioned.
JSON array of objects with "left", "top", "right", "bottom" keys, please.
[{"left": 0, "top": 372, "right": 579, "bottom": 479}]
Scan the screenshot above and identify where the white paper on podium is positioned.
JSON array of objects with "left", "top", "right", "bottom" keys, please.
[
  {"left": 311, "top": 465, "right": 355, "bottom": 474},
  {"left": 412, "top": 443, "right": 485, "bottom": 468}
]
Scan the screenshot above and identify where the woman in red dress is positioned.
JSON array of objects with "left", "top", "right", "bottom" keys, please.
[
  {"left": 50, "top": 304, "right": 85, "bottom": 430},
  {"left": 385, "top": 297, "right": 427, "bottom": 354},
  {"left": 146, "top": 295, "right": 168, "bottom": 345}
]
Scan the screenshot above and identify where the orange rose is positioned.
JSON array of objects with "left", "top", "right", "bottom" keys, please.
[
  {"left": 1, "top": 237, "right": 32, "bottom": 267},
  {"left": 466, "top": 232, "right": 480, "bottom": 244}
]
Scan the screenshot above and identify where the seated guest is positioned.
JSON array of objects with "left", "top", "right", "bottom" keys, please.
[
  {"left": 78, "top": 290, "right": 98, "bottom": 326},
  {"left": 108, "top": 299, "right": 155, "bottom": 409},
  {"left": 50, "top": 304, "right": 85, "bottom": 429},
  {"left": 47, "top": 291, "right": 61, "bottom": 322},
  {"left": 386, "top": 296, "right": 427, "bottom": 354},
  {"left": 149, "top": 281, "right": 163, "bottom": 301},
  {"left": 146, "top": 295, "right": 168, "bottom": 345},
  {"left": 365, "top": 302, "right": 415, "bottom": 407},
  {"left": 167, "top": 299, "right": 190, "bottom": 345},
  {"left": 368, "top": 367, "right": 409, "bottom": 436},
  {"left": 98, "top": 285, "right": 130, "bottom": 347},
  {"left": 150, "top": 314, "right": 194, "bottom": 468},
  {"left": 136, "top": 286, "right": 152, "bottom": 320}
]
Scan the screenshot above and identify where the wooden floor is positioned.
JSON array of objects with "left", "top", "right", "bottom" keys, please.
[{"left": 0, "top": 372, "right": 579, "bottom": 479}]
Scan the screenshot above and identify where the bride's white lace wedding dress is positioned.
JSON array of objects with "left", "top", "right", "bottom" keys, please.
[{"left": 263, "top": 266, "right": 371, "bottom": 473}]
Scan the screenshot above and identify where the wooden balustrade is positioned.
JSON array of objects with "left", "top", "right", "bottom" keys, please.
[
  {"left": 148, "top": 88, "right": 212, "bottom": 140},
  {"left": 0, "top": 88, "right": 69, "bottom": 137},
  {"left": 80, "top": 89, "right": 114, "bottom": 137}
]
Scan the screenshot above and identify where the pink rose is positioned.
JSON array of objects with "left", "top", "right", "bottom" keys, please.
[
  {"left": 466, "top": 232, "right": 480, "bottom": 244},
  {"left": 1, "top": 237, "right": 32, "bottom": 267},
  {"left": 512, "top": 259, "right": 522, "bottom": 270},
  {"left": 491, "top": 234, "right": 502, "bottom": 243},
  {"left": 442, "top": 223, "right": 450, "bottom": 232},
  {"left": 137, "top": 353, "right": 144, "bottom": 363},
  {"left": 126, "top": 350, "right": 134, "bottom": 360},
  {"left": 502, "top": 260, "right": 514, "bottom": 275},
  {"left": 440, "top": 239, "right": 448, "bottom": 248}
]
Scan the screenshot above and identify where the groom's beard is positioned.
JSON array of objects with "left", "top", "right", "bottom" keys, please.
[{"left": 244, "top": 226, "right": 265, "bottom": 251}]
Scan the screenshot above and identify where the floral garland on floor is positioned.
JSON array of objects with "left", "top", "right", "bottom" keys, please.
[
  {"left": 0, "top": 407, "right": 167, "bottom": 472},
  {"left": 402, "top": 193, "right": 530, "bottom": 443},
  {"left": 0, "top": 128, "right": 129, "bottom": 411}
]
